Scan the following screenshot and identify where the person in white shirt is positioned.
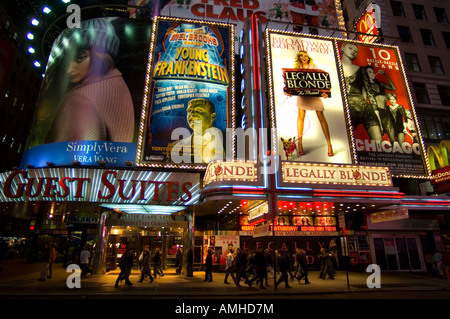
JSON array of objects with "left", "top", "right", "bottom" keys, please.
[{"left": 80, "top": 246, "right": 91, "bottom": 276}]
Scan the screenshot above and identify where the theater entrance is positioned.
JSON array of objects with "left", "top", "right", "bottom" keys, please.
[
  {"left": 103, "top": 214, "right": 189, "bottom": 272},
  {"left": 105, "top": 226, "right": 185, "bottom": 272}
]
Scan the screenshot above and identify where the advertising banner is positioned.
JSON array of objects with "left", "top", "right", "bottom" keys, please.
[
  {"left": 355, "top": 4, "right": 381, "bottom": 44},
  {"left": 159, "top": 0, "right": 345, "bottom": 44},
  {"left": 23, "top": 17, "right": 152, "bottom": 169},
  {"left": 138, "top": 17, "right": 234, "bottom": 166},
  {"left": 266, "top": 31, "right": 352, "bottom": 164},
  {"left": 336, "top": 40, "right": 428, "bottom": 177}
]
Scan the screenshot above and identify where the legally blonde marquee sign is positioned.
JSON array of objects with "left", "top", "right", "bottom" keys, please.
[
  {"left": 0, "top": 168, "right": 200, "bottom": 204},
  {"left": 282, "top": 163, "right": 392, "bottom": 186},
  {"left": 203, "top": 160, "right": 257, "bottom": 185}
]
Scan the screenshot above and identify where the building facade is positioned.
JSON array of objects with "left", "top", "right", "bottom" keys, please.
[{"left": 0, "top": 1, "right": 449, "bottom": 275}]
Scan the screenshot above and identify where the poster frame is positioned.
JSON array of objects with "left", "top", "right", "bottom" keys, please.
[{"left": 136, "top": 16, "right": 236, "bottom": 170}]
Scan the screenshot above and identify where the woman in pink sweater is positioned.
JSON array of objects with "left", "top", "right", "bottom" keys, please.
[{"left": 45, "top": 18, "right": 134, "bottom": 143}]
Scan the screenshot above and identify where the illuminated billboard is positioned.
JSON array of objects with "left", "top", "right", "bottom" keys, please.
[
  {"left": 23, "top": 18, "right": 152, "bottom": 169},
  {"left": 137, "top": 17, "right": 235, "bottom": 168},
  {"left": 355, "top": 4, "right": 381, "bottom": 44},
  {"left": 336, "top": 40, "right": 429, "bottom": 177},
  {"left": 265, "top": 30, "right": 429, "bottom": 178},
  {"left": 160, "top": 0, "right": 345, "bottom": 42},
  {"left": 266, "top": 31, "right": 353, "bottom": 165}
]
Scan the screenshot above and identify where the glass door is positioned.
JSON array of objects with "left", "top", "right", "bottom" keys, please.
[{"left": 372, "top": 235, "right": 424, "bottom": 271}]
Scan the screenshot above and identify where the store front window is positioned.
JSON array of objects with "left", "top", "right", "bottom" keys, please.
[
  {"left": 105, "top": 226, "right": 184, "bottom": 272},
  {"left": 372, "top": 235, "right": 423, "bottom": 271}
]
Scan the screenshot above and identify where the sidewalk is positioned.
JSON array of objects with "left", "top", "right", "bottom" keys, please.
[{"left": 0, "top": 258, "right": 449, "bottom": 299}]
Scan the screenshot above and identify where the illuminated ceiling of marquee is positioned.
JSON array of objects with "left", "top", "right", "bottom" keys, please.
[{"left": 100, "top": 203, "right": 186, "bottom": 215}]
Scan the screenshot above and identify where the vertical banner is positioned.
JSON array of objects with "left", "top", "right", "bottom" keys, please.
[
  {"left": 23, "top": 18, "right": 152, "bottom": 168},
  {"left": 355, "top": 4, "right": 381, "bottom": 44},
  {"left": 138, "top": 17, "right": 234, "bottom": 166},
  {"left": 336, "top": 40, "right": 428, "bottom": 177},
  {"left": 266, "top": 31, "right": 352, "bottom": 164}
]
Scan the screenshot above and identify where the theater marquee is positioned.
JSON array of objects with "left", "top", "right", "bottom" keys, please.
[
  {"left": 282, "top": 162, "right": 392, "bottom": 187},
  {"left": 0, "top": 168, "right": 200, "bottom": 205},
  {"left": 203, "top": 160, "right": 258, "bottom": 186}
]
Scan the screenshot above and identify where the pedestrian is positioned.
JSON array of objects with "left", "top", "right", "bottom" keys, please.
[
  {"left": 186, "top": 248, "right": 194, "bottom": 277},
  {"left": 153, "top": 248, "right": 164, "bottom": 278},
  {"left": 235, "top": 248, "right": 251, "bottom": 287},
  {"left": 115, "top": 248, "right": 133, "bottom": 288},
  {"left": 318, "top": 248, "right": 335, "bottom": 280},
  {"left": 425, "top": 251, "right": 434, "bottom": 275},
  {"left": 245, "top": 249, "right": 256, "bottom": 281},
  {"left": 442, "top": 251, "right": 450, "bottom": 279},
  {"left": 264, "top": 249, "right": 274, "bottom": 281},
  {"left": 293, "top": 248, "right": 301, "bottom": 278},
  {"left": 138, "top": 246, "right": 153, "bottom": 283},
  {"left": 433, "top": 250, "right": 444, "bottom": 277},
  {"left": 287, "top": 250, "right": 296, "bottom": 281},
  {"left": 249, "top": 247, "right": 266, "bottom": 288},
  {"left": 275, "top": 249, "right": 291, "bottom": 289},
  {"left": 175, "top": 248, "right": 183, "bottom": 274},
  {"left": 0, "top": 240, "right": 8, "bottom": 272},
  {"left": 39, "top": 243, "right": 52, "bottom": 281},
  {"left": 263, "top": 249, "right": 272, "bottom": 286},
  {"left": 48, "top": 243, "right": 56, "bottom": 279},
  {"left": 329, "top": 239, "right": 339, "bottom": 270},
  {"left": 296, "top": 248, "right": 311, "bottom": 284},
  {"left": 224, "top": 249, "right": 236, "bottom": 284},
  {"left": 80, "top": 246, "right": 91, "bottom": 277},
  {"left": 204, "top": 248, "right": 213, "bottom": 282}
]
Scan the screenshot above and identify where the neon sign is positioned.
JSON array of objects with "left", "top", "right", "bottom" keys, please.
[{"left": 356, "top": 4, "right": 380, "bottom": 44}]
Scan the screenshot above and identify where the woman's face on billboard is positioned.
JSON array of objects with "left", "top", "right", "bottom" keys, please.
[
  {"left": 67, "top": 49, "right": 90, "bottom": 83},
  {"left": 341, "top": 43, "right": 359, "bottom": 61},
  {"left": 297, "top": 52, "right": 310, "bottom": 65}
]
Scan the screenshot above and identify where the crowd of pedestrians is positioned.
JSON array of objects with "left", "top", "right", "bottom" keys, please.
[
  {"left": 37, "top": 243, "right": 337, "bottom": 289},
  {"left": 210, "top": 246, "right": 334, "bottom": 289}
]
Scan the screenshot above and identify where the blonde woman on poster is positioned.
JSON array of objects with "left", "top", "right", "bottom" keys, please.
[{"left": 292, "top": 50, "right": 333, "bottom": 157}]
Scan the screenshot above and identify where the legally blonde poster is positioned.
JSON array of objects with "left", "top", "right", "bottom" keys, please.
[
  {"left": 267, "top": 31, "right": 352, "bottom": 164},
  {"left": 336, "top": 40, "right": 428, "bottom": 177}
]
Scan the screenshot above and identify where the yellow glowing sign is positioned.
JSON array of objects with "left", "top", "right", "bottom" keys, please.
[{"left": 427, "top": 140, "right": 450, "bottom": 170}]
